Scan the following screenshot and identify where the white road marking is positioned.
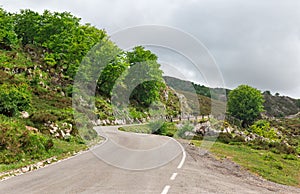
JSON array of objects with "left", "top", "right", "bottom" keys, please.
[
  {"left": 177, "top": 145, "right": 186, "bottom": 169},
  {"left": 170, "top": 173, "right": 177, "bottom": 180},
  {"left": 161, "top": 185, "right": 171, "bottom": 194},
  {"left": 166, "top": 137, "right": 186, "bottom": 169}
]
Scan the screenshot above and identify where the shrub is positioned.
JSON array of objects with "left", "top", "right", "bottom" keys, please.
[
  {"left": 150, "top": 121, "right": 177, "bottom": 137},
  {"left": 176, "top": 122, "right": 194, "bottom": 138},
  {"left": 163, "top": 122, "right": 177, "bottom": 137},
  {"left": 282, "top": 154, "right": 297, "bottom": 160},
  {"left": 272, "top": 161, "right": 283, "bottom": 170},
  {"left": 30, "top": 111, "right": 58, "bottom": 123},
  {"left": 217, "top": 132, "right": 233, "bottom": 144},
  {"left": 232, "top": 135, "right": 246, "bottom": 143},
  {"left": 249, "top": 120, "right": 277, "bottom": 141},
  {"left": 247, "top": 139, "right": 297, "bottom": 154},
  {"left": 0, "top": 83, "right": 31, "bottom": 116},
  {"left": 149, "top": 120, "right": 164, "bottom": 134},
  {"left": 118, "top": 127, "right": 125, "bottom": 132},
  {"left": 0, "top": 115, "right": 53, "bottom": 164}
]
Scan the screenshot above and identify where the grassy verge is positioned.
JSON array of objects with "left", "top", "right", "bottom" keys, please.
[
  {"left": 192, "top": 140, "right": 300, "bottom": 186},
  {"left": 118, "top": 124, "right": 151, "bottom": 134},
  {"left": 118, "top": 121, "right": 179, "bottom": 137},
  {"left": 0, "top": 138, "right": 87, "bottom": 173}
]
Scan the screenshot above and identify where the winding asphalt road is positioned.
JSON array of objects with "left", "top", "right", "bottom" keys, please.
[
  {"left": 0, "top": 126, "right": 185, "bottom": 193},
  {"left": 1, "top": 125, "right": 299, "bottom": 193}
]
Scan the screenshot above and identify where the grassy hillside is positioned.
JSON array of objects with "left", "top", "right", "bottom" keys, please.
[{"left": 0, "top": 8, "right": 181, "bottom": 171}]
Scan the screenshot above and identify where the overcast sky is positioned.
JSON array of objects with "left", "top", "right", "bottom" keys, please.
[{"left": 1, "top": 0, "right": 300, "bottom": 98}]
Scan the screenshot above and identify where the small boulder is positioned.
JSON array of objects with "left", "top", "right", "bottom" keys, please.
[{"left": 20, "top": 111, "right": 30, "bottom": 119}]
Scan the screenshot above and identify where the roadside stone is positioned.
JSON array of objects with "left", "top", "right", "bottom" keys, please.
[
  {"left": 20, "top": 111, "right": 29, "bottom": 119},
  {"left": 96, "top": 119, "right": 101, "bottom": 125},
  {"left": 21, "top": 166, "right": 29, "bottom": 173}
]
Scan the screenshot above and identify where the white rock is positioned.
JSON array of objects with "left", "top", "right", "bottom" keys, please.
[
  {"left": 21, "top": 167, "right": 29, "bottom": 173},
  {"left": 60, "top": 130, "right": 66, "bottom": 138},
  {"left": 102, "top": 120, "right": 107, "bottom": 125},
  {"left": 224, "top": 127, "right": 232, "bottom": 133},
  {"left": 36, "top": 162, "right": 43, "bottom": 168},
  {"left": 20, "top": 111, "right": 29, "bottom": 119},
  {"left": 96, "top": 119, "right": 101, "bottom": 125}
]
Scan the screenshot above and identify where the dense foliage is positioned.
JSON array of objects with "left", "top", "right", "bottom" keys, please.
[
  {"left": 228, "top": 85, "right": 264, "bottom": 126},
  {"left": 0, "top": 115, "right": 53, "bottom": 164},
  {"left": 0, "top": 83, "right": 31, "bottom": 117},
  {"left": 0, "top": 8, "right": 181, "bottom": 166},
  {"left": 0, "top": 8, "right": 18, "bottom": 50},
  {"left": 248, "top": 120, "right": 277, "bottom": 140},
  {"left": 13, "top": 9, "right": 106, "bottom": 78}
]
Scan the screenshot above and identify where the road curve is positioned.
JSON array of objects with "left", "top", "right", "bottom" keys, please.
[
  {"left": 0, "top": 125, "right": 184, "bottom": 193},
  {"left": 1, "top": 125, "right": 299, "bottom": 193}
]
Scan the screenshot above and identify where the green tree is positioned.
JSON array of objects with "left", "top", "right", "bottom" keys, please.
[
  {"left": 97, "top": 53, "right": 129, "bottom": 98},
  {"left": 14, "top": 10, "right": 106, "bottom": 77},
  {"left": 228, "top": 85, "right": 264, "bottom": 126},
  {"left": 13, "top": 9, "right": 42, "bottom": 45},
  {"left": 0, "top": 8, "right": 18, "bottom": 49},
  {"left": 126, "top": 46, "right": 164, "bottom": 107}
]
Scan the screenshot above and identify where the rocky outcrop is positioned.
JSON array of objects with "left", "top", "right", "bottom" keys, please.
[{"left": 44, "top": 121, "right": 73, "bottom": 139}]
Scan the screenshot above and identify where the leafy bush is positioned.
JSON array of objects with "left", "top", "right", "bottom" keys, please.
[
  {"left": 217, "top": 132, "right": 233, "bottom": 144},
  {"left": 30, "top": 111, "right": 58, "bottom": 123},
  {"left": 162, "top": 122, "right": 177, "bottom": 137},
  {"left": 0, "top": 115, "right": 53, "bottom": 164},
  {"left": 176, "top": 122, "right": 194, "bottom": 138},
  {"left": 0, "top": 83, "right": 31, "bottom": 116},
  {"left": 247, "top": 139, "right": 296, "bottom": 154},
  {"left": 232, "top": 135, "right": 246, "bottom": 143},
  {"left": 118, "top": 127, "right": 125, "bottom": 132},
  {"left": 149, "top": 121, "right": 177, "bottom": 137},
  {"left": 249, "top": 120, "right": 277, "bottom": 140},
  {"left": 149, "top": 120, "right": 164, "bottom": 134},
  {"left": 216, "top": 133, "right": 244, "bottom": 144}
]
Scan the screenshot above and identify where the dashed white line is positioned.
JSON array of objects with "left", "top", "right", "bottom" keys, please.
[
  {"left": 170, "top": 173, "right": 177, "bottom": 180},
  {"left": 161, "top": 185, "right": 171, "bottom": 194}
]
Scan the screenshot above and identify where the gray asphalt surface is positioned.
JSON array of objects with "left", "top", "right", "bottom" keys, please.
[{"left": 0, "top": 125, "right": 299, "bottom": 194}]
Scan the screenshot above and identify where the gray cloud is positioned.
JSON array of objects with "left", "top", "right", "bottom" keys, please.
[{"left": 1, "top": 0, "right": 300, "bottom": 98}]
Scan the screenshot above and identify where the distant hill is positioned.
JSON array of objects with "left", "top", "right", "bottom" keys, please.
[
  {"left": 263, "top": 92, "right": 300, "bottom": 117},
  {"left": 163, "top": 76, "right": 300, "bottom": 118}
]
